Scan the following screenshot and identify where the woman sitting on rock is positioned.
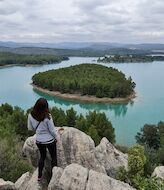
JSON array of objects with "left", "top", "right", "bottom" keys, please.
[{"left": 27, "top": 98, "right": 58, "bottom": 181}]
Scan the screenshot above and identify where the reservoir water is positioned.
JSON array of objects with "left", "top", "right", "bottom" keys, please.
[{"left": 0, "top": 57, "right": 164, "bottom": 145}]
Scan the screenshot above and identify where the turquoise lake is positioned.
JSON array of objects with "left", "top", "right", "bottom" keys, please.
[{"left": 0, "top": 57, "right": 164, "bottom": 145}]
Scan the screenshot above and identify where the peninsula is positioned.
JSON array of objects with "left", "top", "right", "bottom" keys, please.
[
  {"left": 0, "top": 52, "right": 68, "bottom": 66},
  {"left": 98, "top": 55, "right": 164, "bottom": 63}
]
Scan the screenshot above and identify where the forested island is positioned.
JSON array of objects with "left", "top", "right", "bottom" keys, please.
[
  {"left": 98, "top": 55, "right": 164, "bottom": 63},
  {"left": 32, "top": 64, "right": 136, "bottom": 102},
  {"left": 0, "top": 52, "right": 68, "bottom": 66}
]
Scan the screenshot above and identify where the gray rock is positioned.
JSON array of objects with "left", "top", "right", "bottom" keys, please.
[
  {"left": 86, "top": 169, "right": 135, "bottom": 190},
  {"left": 22, "top": 135, "right": 39, "bottom": 167},
  {"left": 23, "top": 127, "right": 95, "bottom": 168},
  {"left": 24, "top": 169, "right": 48, "bottom": 190},
  {"left": 56, "top": 127, "right": 95, "bottom": 168},
  {"left": 94, "top": 137, "right": 128, "bottom": 177},
  {"left": 0, "top": 178, "right": 16, "bottom": 190},
  {"left": 24, "top": 170, "right": 42, "bottom": 190},
  {"left": 48, "top": 164, "right": 88, "bottom": 190},
  {"left": 152, "top": 166, "right": 164, "bottom": 180},
  {"left": 23, "top": 127, "right": 127, "bottom": 177},
  {"left": 48, "top": 164, "right": 135, "bottom": 190},
  {"left": 48, "top": 167, "right": 64, "bottom": 190},
  {"left": 79, "top": 149, "right": 106, "bottom": 174},
  {"left": 15, "top": 172, "right": 31, "bottom": 190}
]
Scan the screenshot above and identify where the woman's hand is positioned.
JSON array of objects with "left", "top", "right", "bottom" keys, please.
[{"left": 58, "top": 128, "right": 64, "bottom": 135}]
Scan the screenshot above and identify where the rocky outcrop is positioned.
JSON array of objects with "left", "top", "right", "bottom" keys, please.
[
  {"left": 48, "top": 164, "right": 135, "bottom": 190},
  {"left": 22, "top": 135, "right": 39, "bottom": 167},
  {"left": 23, "top": 127, "right": 127, "bottom": 177},
  {"left": 14, "top": 169, "right": 48, "bottom": 190},
  {"left": 24, "top": 170, "right": 44, "bottom": 190},
  {"left": 48, "top": 167, "right": 64, "bottom": 190},
  {"left": 15, "top": 172, "right": 31, "bottom": 190},
  {"left": 86, "top": 168, "right": 134, "bottom": 190},
  {"left": 152, "top": 166, "right": 164, "bottom": 180},
  {"left": 1, "top": 127, "right": 134, "bottom": 190},
  {"left": 91, "top": 137, "right": 128, "bottom": 177},
  {"left": 0, "top": 178, "right": 16, "bottom": 190}
]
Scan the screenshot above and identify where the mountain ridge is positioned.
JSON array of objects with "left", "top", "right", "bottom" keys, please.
[{"left": 1, "top": 41, "right": 164, "bottom": 51}]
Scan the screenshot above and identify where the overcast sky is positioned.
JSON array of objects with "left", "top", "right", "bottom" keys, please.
[{"left": 0, "top": 0, "right": 164, "bottom": 43}]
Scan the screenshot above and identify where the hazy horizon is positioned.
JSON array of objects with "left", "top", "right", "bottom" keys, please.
[
  {"left": 1, "top": 41, "right": 164, "bottom": 45},
  {"left": 0, "top": 0, "right": 164, "bottom": 43}
]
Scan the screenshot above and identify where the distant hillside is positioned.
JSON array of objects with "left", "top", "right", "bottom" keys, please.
[
  {"left": 126, "top": 43, "right": 164, "bottom": 50},
  {"left": 1, "top": 41, "right": 164, "bottom": 57},
  {"left": 0, "top": 52, "right": 68, "bottom": 66},
  {"left": 0, "top": 46, "right": 151, "bottom": 57},
  {"left": 1, "top": 41, "right": 164, "bottom": 51}
]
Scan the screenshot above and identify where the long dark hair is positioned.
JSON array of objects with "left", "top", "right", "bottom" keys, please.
[{"left": 31, "top": 98, "right": 50, "bottom": 121}]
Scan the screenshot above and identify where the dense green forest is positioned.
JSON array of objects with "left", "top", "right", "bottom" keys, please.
[
  {"left": 32, "top": 64, "right": 136, "bottom": 98},
  {"left": 0, "top": 52, "right": 68, "bottom": 66},
  {"left": 0, "top": 103, "right": 115, "bottom": 182},
  {"left": 98, "top": 55, "right": 164, "bottom": 63}
]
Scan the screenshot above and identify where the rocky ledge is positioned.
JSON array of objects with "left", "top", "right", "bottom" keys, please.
[
  {"left": 0, "top": 127, "right": 147, "bottom": 190},
  {"left": 152, "top": 166, "right": 164, "bottom": 180},
  {"left": 22, "top": 127, "right": 128, "bottom": 178}
]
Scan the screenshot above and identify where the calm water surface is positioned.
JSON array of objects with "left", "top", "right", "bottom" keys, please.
[{"left": 0, "top": 57, "right": 164, "bottom": 145}]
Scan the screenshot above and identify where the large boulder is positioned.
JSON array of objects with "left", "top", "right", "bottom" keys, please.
[
  {"left": 0, "top": 178, "right": 16, "bottom": 190},
  {"left": 23, "top": 127, "right": 95, "bottom": 167},
  {"left": 24, "top": 170, "right": 42, "bottom": 190},
  {"left": 49, "top": 164, "right": 88, "bottom": 190},
  {"left": 48, "top": 167, "right": 64, "bottom": 190},
  {"left": 86, "top": 169, "right": 135, "bottom": 190},
  {"left": 152, "top": 166, "right": 164, "bottom": 180},
  {"left": 48, "top": 164, "right": 135, "bottom": 190},
  {"left": 23, "top": 127, "right": 127, "bottom": 177},
  {"left": 55, "top": 127, "right": 95, "bottom": 167},
  {"left": 20, "top": 169, "right": 48, "bottom": 190},
  {"left": 15, "top": 172, "right": 31, "bottom": 190},
  {"left": 22, "top": 135, "right": 39, "bottom": 167},
  {"left": 94, "top": 137, "right": 128, "bottom": 177}
]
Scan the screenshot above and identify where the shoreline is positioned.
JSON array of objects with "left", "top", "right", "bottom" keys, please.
[
  {"left": 0, "top": 62, "right": 60, "bottom": 69},
  {"left": 0, "top": 59, "right": 67, "bottom": 69},
  {"left": 32, "top": 84, "right": 136, "bottom": 103},
  {"left": 0, "top": 63, "right": 43, "bottom": 69},
  {"left": 0, "top": 64, "right": 21, "bottom": 69}
]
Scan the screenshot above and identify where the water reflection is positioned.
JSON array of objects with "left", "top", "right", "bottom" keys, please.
[{"left": 33, "top": 88, "right": 132, "bottom": 117}]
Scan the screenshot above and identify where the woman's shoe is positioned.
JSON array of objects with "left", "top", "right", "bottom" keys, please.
[{"left": 38, "top": 176, "right": 42, "bottom": 182}]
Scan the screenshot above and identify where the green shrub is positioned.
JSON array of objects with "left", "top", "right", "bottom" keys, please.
[
  {"left": 117, "top": 145, "right": 164, "bottom": 190},
  {"left": 128, "top": 145, "right": 146, "bottom": 177},
  {"left": 0, "top": 137, "right": 32, "bottom": 182}
]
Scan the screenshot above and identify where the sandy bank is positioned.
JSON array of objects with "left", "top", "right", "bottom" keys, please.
[{"left": 32, "top": 84, "right": 136, "bottom": 103}]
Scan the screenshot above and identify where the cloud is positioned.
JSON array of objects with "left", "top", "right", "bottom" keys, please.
[{"left": 0, "top": 0, "right": 164, "bottom": 43}]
